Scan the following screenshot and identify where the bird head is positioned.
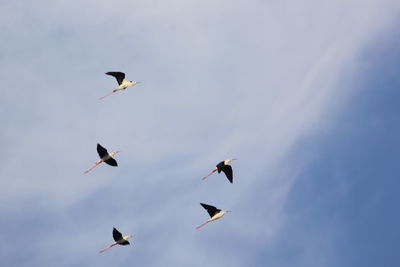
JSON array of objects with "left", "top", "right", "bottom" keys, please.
[
  {"left": 225, "top": 158, "right": 237, "bottom": 164},
  {"left": 122, "top": 235, "right": 132, "bottom": 243},
  {"left": 110, "top": 151, "right": 120, "bottom": 157},
  {"left": 131, "top": 81, "right": 140, "bottom": 85},
  {"left": 220, "top": 210, "right": 231, "bottom": 217}
]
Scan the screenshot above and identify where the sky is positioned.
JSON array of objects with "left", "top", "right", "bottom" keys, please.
[{"left": 1, "top": 0, "right": 400, "bottom": 266}]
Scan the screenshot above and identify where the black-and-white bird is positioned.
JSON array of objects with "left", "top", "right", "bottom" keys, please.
[
  {"left": 195, "top": 203, "right": 230, "bottom": 229},
  {"left": 100, "top": 72, "right": 140, "bottom": 100},
  {"left": 84, "top": 143, "right": 119, "bottom": 174},
  {"left": 202, "top": 158, "right": 237, "bottom": 183},
  {"left": 99, "top": 227, "right": 133, "bottom": 253}
]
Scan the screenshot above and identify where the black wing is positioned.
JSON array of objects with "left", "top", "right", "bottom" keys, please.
[
  {"left": 200, "top": 203, "right": 220, "bottom": 218},
  {"left": 97, "top": 143, "right": 108, "bottom": 158},
  {"left": 221, "top": 165, "right": 233, "bottom": 183},
  {"left": 112, "top": 228, "right": 123, "bottom": 242},
  {"left": 216, "top": 161, "right": 225, "bottom": 173},
  {"left": 106, "top": 72, "right": 125, "bottom": 85},
  {"left": 104, "top": 157, "right": 118, "bottom": 167},
  {"left": 119, "top": 240, "right": 130, "bottom": 246}
]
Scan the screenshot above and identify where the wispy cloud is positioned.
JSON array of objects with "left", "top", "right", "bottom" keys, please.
[{"left": 1, "top": 0, "right": 399, "bottom": 266}]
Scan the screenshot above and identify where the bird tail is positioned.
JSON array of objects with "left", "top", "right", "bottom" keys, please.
[
  {"left": 84, "top": 162, "right": 99, "bottom": 174},
  {"left": 202, "top": 169, "right": 217, "bottom": 180},
  {"left": 99, "top": 89, "right": 117, "bottom": 100},
  {"left": 99, "top": 243, "right": 116, "bottom": 254},
  {"left": 195, "top": 221, "right": 209, "bottom": 230}
]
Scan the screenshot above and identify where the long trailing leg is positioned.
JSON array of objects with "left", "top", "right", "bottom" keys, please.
[
  {"left": 99, "top": 243, "right": 116, "bottom": 253},
  {"left": 84, "top": 162, "right": 100, "bottom": 174},
  {"left": 99, "top": 89, "right": 117, "bottom": 100},
  {"left": 202, "top": 168, "right": 217, "bottom": 180},
  {"left": 195, "top": 221, "right": 209, "bottom": 229}
]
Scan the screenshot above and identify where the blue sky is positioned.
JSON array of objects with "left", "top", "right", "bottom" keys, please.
[
  {"left": 1, "top": 1, "right": 400, "bottom": 266},
  {"left": 252, "top": 28, "right": 400, "bottom": 267}
]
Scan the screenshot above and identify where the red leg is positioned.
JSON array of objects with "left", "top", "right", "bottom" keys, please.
[
  {"left": 195, "top": 221, "right": 209, "bottom": 229},
  {"left": 99, "top": 89, "right": 117, "bottom": 100},
  {"left": 99, "top": 243, "right": 116, "bottom": 253},
  {"left": 202, "top": 169, "right": 217, "bottom": 180},
  {"left": 84, "top": 162, "right": 100, "bottom": 174}
]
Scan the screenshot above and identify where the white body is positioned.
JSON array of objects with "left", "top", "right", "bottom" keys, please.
[
  {"left": 100, "top": 72, "right": 140, "bottom": 100},
  {"left": 110, "top": 234, "right": 132, "bottom": 246},
  {"left": 99, "top": 234, "right": 132, "bottom": 253},
  {"left": 196, "top": 209, "right": 229, "bottom": 229},
  {"left": 208, "top": 210, "right": 228, "bottom": 222},
  {"left": 116, "top": 79, "right": 138, "bottom": 91}
]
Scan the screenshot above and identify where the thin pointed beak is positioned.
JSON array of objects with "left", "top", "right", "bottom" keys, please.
[{"left": 232, "top": 158, "right": 237, "bottom": 161}]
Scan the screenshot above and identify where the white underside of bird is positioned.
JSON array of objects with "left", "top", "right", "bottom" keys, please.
[
  {"left": 115, "top": 79, "right": 136, "bottom": 91},
  {"left": 208, "top": 210, "right": 228, "bottom": 222},
  {"left": 99, "top": 234, "right": 132, "bottom": 253},
  {"left": 100, "top": 81, "right": 139, "bottom": 99},
  {"left": 84, "top": 150, "right": 118, "bottom": 174},
  {"left": 196, "top": 210, "right": 228, "bottom": 229}
]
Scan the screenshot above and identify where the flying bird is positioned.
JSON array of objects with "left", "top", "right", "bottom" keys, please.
[
  {"left": 195, "top": 203, "right": 230, "bottom": 229},
  {"left": 99, "top": 227, "right": 133, "bottom": 253},
  {"left": 202, "top": 158, "right": 237, "bottom": 183},
  {"left": 84, "top": 143, "right": 119, "bottom": 174},
  {"left": 100, "top": 72, "right": 140, "bottom": 100}
]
